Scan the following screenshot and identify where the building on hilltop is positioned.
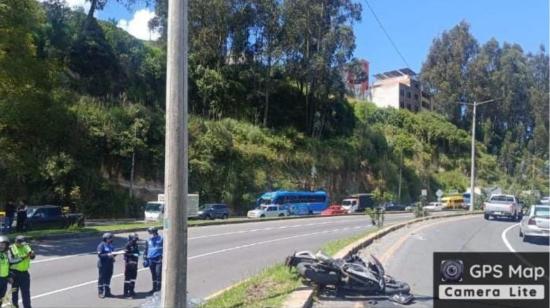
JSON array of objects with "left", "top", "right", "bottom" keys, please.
[{"left": 366, "top": 68, "right": 432, "bottom": 112}]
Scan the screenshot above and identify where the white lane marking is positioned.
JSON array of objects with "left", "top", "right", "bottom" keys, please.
[
  {"left": 26, "top": 224, "right": 370, "bottom": 301},
  {"left": 31, "top": 218, "right": 370, "bottom": 264},
  {"left": 188, "top": 225, "right": 367, "bottom": 259},
  {"left": 501, "top": 223, "right": 520, "bottom": 252},
  {"left": 188, "top": 219, "right": 361, "bottom": 240}
]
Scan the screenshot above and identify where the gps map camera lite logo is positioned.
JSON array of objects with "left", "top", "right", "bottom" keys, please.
[
  {"left": 434, "top": 252, "right": 549, "bottom": 308},
  {"left": 440, "top": 260, "right": 464, "bottom": 283}
]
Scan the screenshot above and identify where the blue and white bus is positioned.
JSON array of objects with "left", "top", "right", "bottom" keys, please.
[{"left": 257, "top": 191, "right": 329, "bottom": 215}]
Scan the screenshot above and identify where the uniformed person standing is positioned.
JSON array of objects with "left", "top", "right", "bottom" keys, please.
[
  {"left": 123, "top": 233, "right": 139, "bottom": 297},
  {"left": 97, "top": 233, "right": 115, "bottom": 298},
  {"left": 9, "top": 235, "right": 35, "bottom": 308},
  {"left": 0, "top": 236, "right": 12, "bottom": 302},
  {"left": 143, "top": 227, "right": 163, "bottom": 294}
]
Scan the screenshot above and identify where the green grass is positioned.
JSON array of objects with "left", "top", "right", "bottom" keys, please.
[
  {"left": 201, "top": 228, "right": 379, "bottom": 308},
  {"left": 201, "top": 264, "right": 302, "bottom": 308}
]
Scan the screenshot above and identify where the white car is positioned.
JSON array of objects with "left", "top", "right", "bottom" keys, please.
[
  {"left": 423, "top": 202, "right": 443, "bottom": 211},
  {"left": 540, "top": 196, "right": 549, "bottom": 204},
  {"left": 247, "top": 205, "right": 289, "bottom": 218},
  {"left": 519, "top": 205, "right": 550, "bottom": 242}
]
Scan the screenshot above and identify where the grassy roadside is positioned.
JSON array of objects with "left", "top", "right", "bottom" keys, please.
[{"left": 201, "top": 227, "right": 379, "bottom": 308}]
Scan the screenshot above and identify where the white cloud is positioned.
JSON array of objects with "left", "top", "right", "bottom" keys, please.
[{"left": 117, "top": 9, "right": 160, "bottom": 41}]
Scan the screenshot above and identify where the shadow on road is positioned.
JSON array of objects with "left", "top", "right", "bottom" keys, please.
[{"left": 522, "top": 237, "right": 550, "bottom": 246}]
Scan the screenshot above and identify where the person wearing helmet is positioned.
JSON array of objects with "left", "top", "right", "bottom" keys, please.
[
  {"left": 143, "top": 227, "right": 163, "bottom": 294},
  {"left": 123, "top": 233, "right": 140, "bottom": 297},
  {"left": 9, "top": 235, "right": 35, "bottom": 308},
  {"left": 0, "top": 236, "right": 11, "bottom": 302},
  {"left": 97, "top": 232, "right": 115, "bottom": 298}
]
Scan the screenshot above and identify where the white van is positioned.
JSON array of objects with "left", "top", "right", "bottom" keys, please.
[{"left": 144, "top": 194, "right": 199, "bottom": 221}]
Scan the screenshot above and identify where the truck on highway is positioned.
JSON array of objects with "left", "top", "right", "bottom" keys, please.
[
  {"left": 144, "top": 193, "right": 199, "bottom": 221},
  {"left": 341, "top": 193, "right": 374, "bottom": 213},
  {"left": 483, "top": 194, "right": 522, "bottom": 221}
]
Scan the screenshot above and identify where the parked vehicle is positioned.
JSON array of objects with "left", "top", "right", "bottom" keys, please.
[
  {"left": 197, "top": 204, "right": 230, "bottom": 220},
  {"left": 483, "top": 194, "right": 522, "bottom": 221},
  {"left": 341, "top": 194, "right": 375, "bottom": 213},
  {"left": 321, "top": 205, "right": 347, "bottom": 216},
  {"left": 423, "top": 202, "right": 443, "bottom": 212},
  {"left": 25, "top": 205, "right": 84, "bottom": 230},
  {"left": 519, "top": 204, "right": 550, "bottom": 242},
  {"left": 383, "top": 202, "right": 406, "bottom": 211},
  {"left": 256, "top": 191, "right": 328, "bottom": 215},
  {"left": 285, "top": 251, "right": 413, "bottom": 305},
  {"left": 144, "top": 193, "right": 199, "bottom": 221},
  {"left": 540, "top": 196, "right": 550, "bottom": 204},
  {"left": 247, "top": 205, "right": 288, "bottom": 218},
  {"left": 441, "top": 196, "right": 464, "bottom": 209}
]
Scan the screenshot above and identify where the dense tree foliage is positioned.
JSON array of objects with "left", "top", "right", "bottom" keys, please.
[
  {"left": 421, "top": 21, "right": 549, "bottom": 195},
  {"left": 0, "top": 1, "right": 546, "bottom": 217}
]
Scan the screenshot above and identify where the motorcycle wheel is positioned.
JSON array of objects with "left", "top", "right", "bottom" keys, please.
[{"left": 296, "top": 262, "right": 340, "bottom": 286}]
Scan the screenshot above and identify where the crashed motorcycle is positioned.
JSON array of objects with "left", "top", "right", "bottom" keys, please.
[{"left": 285, "top": 251, "right": 414, "bottom": 305}]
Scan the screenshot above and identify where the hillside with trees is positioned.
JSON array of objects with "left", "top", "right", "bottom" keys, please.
[{"left": 0, "top": 0, "right": 546, "bottom": 217}]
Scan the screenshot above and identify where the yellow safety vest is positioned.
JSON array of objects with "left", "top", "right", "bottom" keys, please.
[
  {"left": 0, "top": 253, "right": 9, "bottom": 277},
  {"left": 10, "top": 244, "right": 32, "bottom": 272}
]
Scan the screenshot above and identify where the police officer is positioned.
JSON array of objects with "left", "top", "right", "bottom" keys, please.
[
  {"left": 143, "top": 227, "right": 163, "bottom": 294},
  {"left": 123, "top": 233, "right": 139, "bottom": 297},
  {"left": 0, "top": 236, "right": 11, "bottom": 301},
  {"left": 9, "top": 235, "right": 35, "bottom": 308},
  {"left": 97, "top": 233, "right": 115, "bottom": 298}
]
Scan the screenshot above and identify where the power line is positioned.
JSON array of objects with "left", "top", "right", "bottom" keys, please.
[{"left": 363, "top": 0, "right": 410, "bottom": 68}]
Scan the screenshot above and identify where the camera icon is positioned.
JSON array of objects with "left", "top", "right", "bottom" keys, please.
[{"left": 440, "top": 260, "right": 464, "bottom": 282}]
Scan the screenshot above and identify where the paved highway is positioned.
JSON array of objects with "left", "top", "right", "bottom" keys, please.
[
  {"left": 23, "top": 212, "right": 425, "bottom": 307},
  {"left": 315, "top": 215, "right": 549, "bottom": 308}
]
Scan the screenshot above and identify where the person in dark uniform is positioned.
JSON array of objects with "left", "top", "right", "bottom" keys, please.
[
  {"left": 97, "top": 233, "right": 115, "bottom": 298},
  {"left": 0, "top": 236, "right": 12, "bottom": 302},
  {"left": 143, "top": 227, "right": 163, "bottom": 294},
  {"left": 15, "top": 203, "right": 27, "bottom": 233},
  {"left": 9, "top": 235, "right": 35, "bottom": 308},
  {"left": 123, "top": 233, "right": 139, "bottom": 297}
]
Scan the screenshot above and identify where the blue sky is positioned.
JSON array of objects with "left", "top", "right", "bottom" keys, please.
[{"left": 97, "top": 0, "right": 549, "bottom": 77}]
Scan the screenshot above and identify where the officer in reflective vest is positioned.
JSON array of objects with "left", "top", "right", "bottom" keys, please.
[
  {"left": 123, "top": 233, "right": 139, "bottom": 297},
  {"left": 9, "top": 235, "right": 35, "bottom": 308},
  {"left": 97, "top": 233, "right": 115, "bottom": 298},
  {"left": 0, "top": 236, "right": 12, "bottom": 302},
  {"left": 143, "top": 227, "right": 163, "bottom": 294}
]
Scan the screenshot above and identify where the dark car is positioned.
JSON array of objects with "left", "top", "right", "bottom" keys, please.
[
  {"left": 197, "top": 204, "right": 230, "bottom": 220},
  {"left": 383, "top": 202, "right": 407, "bottom": 211},
  {"left": 25, "top": 205, "right": 84, "bottom": 230}
]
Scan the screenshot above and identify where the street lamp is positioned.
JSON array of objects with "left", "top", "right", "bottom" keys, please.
[{"left": 459, "top": 99, "right": 496, "bottom": 211}]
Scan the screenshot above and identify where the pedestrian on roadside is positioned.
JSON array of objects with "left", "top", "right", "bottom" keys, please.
[
  {"left": 143, "top": 227, "right": 162, "bottom": 294},
  {"left": 4, "top": 202, "right": 15, "bottom": 232},
  {"left": 9, "top": 235, "right": 35, "bottom": 308},
  {"left": 0, "top": 236, "right": 12, "bottom": 302},
  {"left": 15, "top": 203, "right": 27, "bottom": 233},
  {"left": 97, "top": 233, "right": 115, "bottom": 298},
  {"left": 123, "top": 233, "right": 139, "bottom": 297}
]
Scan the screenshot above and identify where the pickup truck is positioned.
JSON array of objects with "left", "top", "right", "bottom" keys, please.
[
  {"left": 483, "top": 194, "right": 522, "bottom": 221},
  {"left": 247, "top": 205, "right": 289, "bottom": 218},
  {"left": 25, "top": 205, "right": 85, "bottom": 230}
]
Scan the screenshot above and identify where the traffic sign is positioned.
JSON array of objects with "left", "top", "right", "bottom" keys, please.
[
  {"left": 421, "top": 189, "right": 428, "bottom": 197},
  {"left": 436, "top": 189, "right": 443, "bottom": 197}
]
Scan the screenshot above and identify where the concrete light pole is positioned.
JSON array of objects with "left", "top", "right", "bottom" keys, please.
[
  {"left": 162, "top": 0, "right": 188, "bottom": 306},
  {"left": 464, "top": 99, "right": 495, "bottom": 211}
]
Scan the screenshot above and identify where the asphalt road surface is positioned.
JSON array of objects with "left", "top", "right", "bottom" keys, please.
[
  {"left": 23, "top": 212, "right": 428, "bottom": 307},
  {"left": 315, "top": 215, "right": 549, "bottom": 308}
]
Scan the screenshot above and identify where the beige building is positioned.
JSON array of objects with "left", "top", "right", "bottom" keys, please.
[{"left": 367, "top": 68, "right": 432, "bottom": 112}]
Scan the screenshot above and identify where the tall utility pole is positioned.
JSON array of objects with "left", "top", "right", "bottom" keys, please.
[
  {"left": 162, "top": 0, "right": 188, "bottom": 306},
  {"left": 463, "top": 99, "right": 495, "bottom": 211}
]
